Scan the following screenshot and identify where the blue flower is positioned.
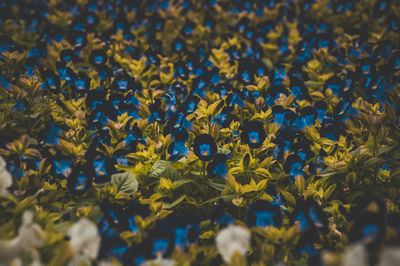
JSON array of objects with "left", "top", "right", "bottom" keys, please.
[
  {"left": 161, "top": 214, "right": 200, "bottom": 251},
  {"left": 123, "top": 241, "right": 151, "bottom": 266},
  {"left": 124, "top": 123, "right": 147, "bottom": 147},
  {"left": 121, "top": 92, "right": 141, "bottom": 116},
  {"left": 314, "top": 101, "right": 327, "bottom": 121},
  {"left": 147, "top": 221, "right": 175, "bottom": 258},
  {"left": 191, "top": 76, "right": 208, "bottom": 98},
  {"left": 112, "top": 72, "right": 133, "bottom": 91},
  {"left": 211, "top": 106, "right": 232, "bottom": 128},
  {"left": 123, "top": 200, "right": 151, "bottom": 233},
  {"left": 263, "top": 84, "right": 289, "bottom": 106},
  {"left": 148, "top": 100, "right": 165, "bottom": 124},
  {"left": 0, "top": 35, "right": 16, "bottom": 55},
  {"left": 53, "top": 158, "right": 72, "bottom": 179},
  {"left": 42, "top": 123, "right": 62, "bottom": 145},
  {"left": 349, "top": 212, "right": 385, "bottom": 247},
  {"left": 172, "top": 38, "right": 186, "bottom": 53},
  {"left": 169, "top": 82, "right": 188, "bottom": 100},
  {"left": 283, "top": 154, "right": 304, "bottom": 180},
  {"left": 387, "top": 14, "right": 400, "bottom": 33},
  {"left": 164, "top": 113, "right": 192, "bottom": 136},
  {"left": 167, "top": 129, "right": 190, "bottom": 161},
  {"left": 226, "top": 91, "right": 246, "bottom": 109},
  {"left": 235, "top": 17, "right": 250, "bottom": 35},
  {"left": 73, "top": 72, "right": 90, "bottom": 92},
  {"left": 207, "top": 153, "right": 230, "bottom": 178},
  {"left": 204, "top": 14, "right": 216, "bottom": 30},
  {"left": 91, "top": 156, "right": 113, "bottom": 183},
  {"left": 145, "top": 47, "right": 161, "bottom": 65},
  {"left": 323, "top": 76, "right": 345, "bottom": 97},
  {"left": 12, "top": 100, "right": 27, "bottom": 112},
  {"left": 41, "top": 70, "right": 60, "bottom": 92},
  {"left": 269, "top": 66, "right": 287, "bottom": 86},
  {"left": 246, "top": 200, "right": 283, "bottom": 228},
  {"left": 211, "top": 205, "right": 235, "bottom": 227},
  {"left": 68, "top": 30, "right": 87, "bottom": 49},
  {"left": 295, "top": 231, "right": 321, "bottom": 265},
  {"left": 193, "top": 134, "right": 217, "bottom": 161},
  {"left": 182, "top": 95, "right": 200, "bottom": 114},
  {"left": 56, "top": 62, "right": 75, "bottom": 84},
  {"left": 98, "top": 231, "right": 128, "bottom": 261},
  {"left": 297, "top": 106, "right": 317, "bottom": 129},
  {"left": 67, "top": 168, "right": 93, "bottom": 195},
  {"left": 59, "top": 49, "right": 76, "bottom": 63},
  {"left": 240, "top": 120, "right": 266, "bottom": 148},
  {"left": 174, "top": 61, "right": 189, "bottom": 80},
  {"left": 293, "top": 198, "right": 328, "bottom": 232},
  {"left": 6, "top": 157, "right": 25, "bottom": 179},
  {"left": 273, "top": 128, "right": 296, "bottom": 160},
  {"left": 148, "top": 13, "right": 165, "bottom": 32},
  {"left": 290, "top": 78, "right": 310, "bottom": 101},
  {"left": 293, "top": 136, "right": 314, "bottom": 162},
  {"left": 90, "top": 49, "right": 107, "bottom": 66},
  {"left": 272, "top": 105, "right": 285, "bottom": 125},
  {"left": 95, "top": 65, "right": 112, "bottom": 80},
  {"left": 181, "top": 20, "right": 196, "bottom": 37},
  {"left": 86, "top": 89, "right": 106, "bottom": 110},
  {"left": 109, "top": 92, "right": 124, "bottom": 113},
  {"left": 227, "top": 46, "right": 242, "bottom": 62},
  {"left": 238, "top": 59, "right": 255, "bottom": 84},
  {"left": 313, "top": 32, "right": 336, "bottom": 51}
]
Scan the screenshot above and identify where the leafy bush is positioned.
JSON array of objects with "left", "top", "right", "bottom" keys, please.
[{"left": 1, "top": 0, "right": 400, "bottom": 265}]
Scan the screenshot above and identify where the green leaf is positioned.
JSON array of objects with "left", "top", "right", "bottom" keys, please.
[
  {"left": 243, "top": 153, "right": 250, "bottom": 169},
  {"left": 163, "top": 194, "right": 187, "bottom": 209},
  {"left": 110, "top": 171, "right": 139, "bottom": 195},
  {"left": 172, "top": 179, "right": 194, "bottom": 190},
  {"left": 201, "top": 194, "right": 236, "bottom": 205},
  {"left": 218, "top": 147, "right": 231, "bottom": 155},
  {"left": 206, "top": 181, "right": 226, "bottom": 191},
  {"left": 280, "top": 190, "right": 296, "bottom": 206},
  {"left": 149, "top": 159, "right": 182, "bottom": 180}
]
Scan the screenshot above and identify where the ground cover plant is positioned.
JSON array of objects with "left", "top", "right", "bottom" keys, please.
[{"left": 1, "top": 0, "right": 400, "bottom": 265}]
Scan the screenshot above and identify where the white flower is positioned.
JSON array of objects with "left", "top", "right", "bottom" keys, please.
[
  {"left": 0, "top": 211, "right": 44, "bottom": 266},
  {"left": 68, "top": 254, "right": 91, "bottom": 266},
  {"left": 141, "top": 257, "right": 175, "bottom": 266},
  {"left": 378, "top": 246, "right": 400, "bottom": 266},
  {"left": 68, "top": 218, "right": 100, "bottom": 261},
  {"left": 215, "top": 225, "right": 250, "bottom": 264},
  {"left": 97, "top": 260, "right": 122, "bottom": 266},
  {"left": 343, "top": 243, "right": 368, "bottom": 266},
  {"left": 0, "top": 156, "right": 12, "bottom": 197},
  {"left": 18, "top": 211, "right": 45, "bottom": 250}
]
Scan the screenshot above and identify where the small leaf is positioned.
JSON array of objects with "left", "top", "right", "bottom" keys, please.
[
  {"left": 201, "top": 195, "right": 235, "bottom": 205},
  {"left": 149, "top": 160, "right": 182, "bottom": 180},
  {"left": 164, "top": 194, "right": 186, "bottom": 209},
  {"left": 110, "top": 171, "right": 139, "bottom": 195},
  {"left": 232, "top": 197, "right": 243, "bottom": 206},
  {"left": 243, "top": 153, "right": 250, "bottom": 169},
  {"left": 280, "top": 190, "right": 296, "bottom": 206}
]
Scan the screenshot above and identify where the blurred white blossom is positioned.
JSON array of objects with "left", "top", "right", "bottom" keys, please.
[
  {"left": 343, "top": 243, "right": 368, "bottom": 266},
  {"left": 378, "top": 246, "right": 400, "bottom": 266},
  {"left": 141, "top": 257, "right": 175, "bottom": 266},
  {"left": 0, "top": 211, "right": 44, "bottom": 266},
  {"left": 68, "top": 218, "right": 100, "bottom": 266},
  {"left": 215, "top": 225, "right": 250, "bottom": 264},
  {"left": 0, "top": 156, "right": 12, "bottom": 197}
]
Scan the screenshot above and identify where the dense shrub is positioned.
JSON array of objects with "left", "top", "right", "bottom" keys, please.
[{"left": 1, "top": 0, "right": 400, "bottom": 265}]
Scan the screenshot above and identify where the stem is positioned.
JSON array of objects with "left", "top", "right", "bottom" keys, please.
[
  {"left": 202, "top": 161, "right": 207, "bottom": 178},
  {"left": 251, "top": 147, "right": 256, "bottom": 159}
]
